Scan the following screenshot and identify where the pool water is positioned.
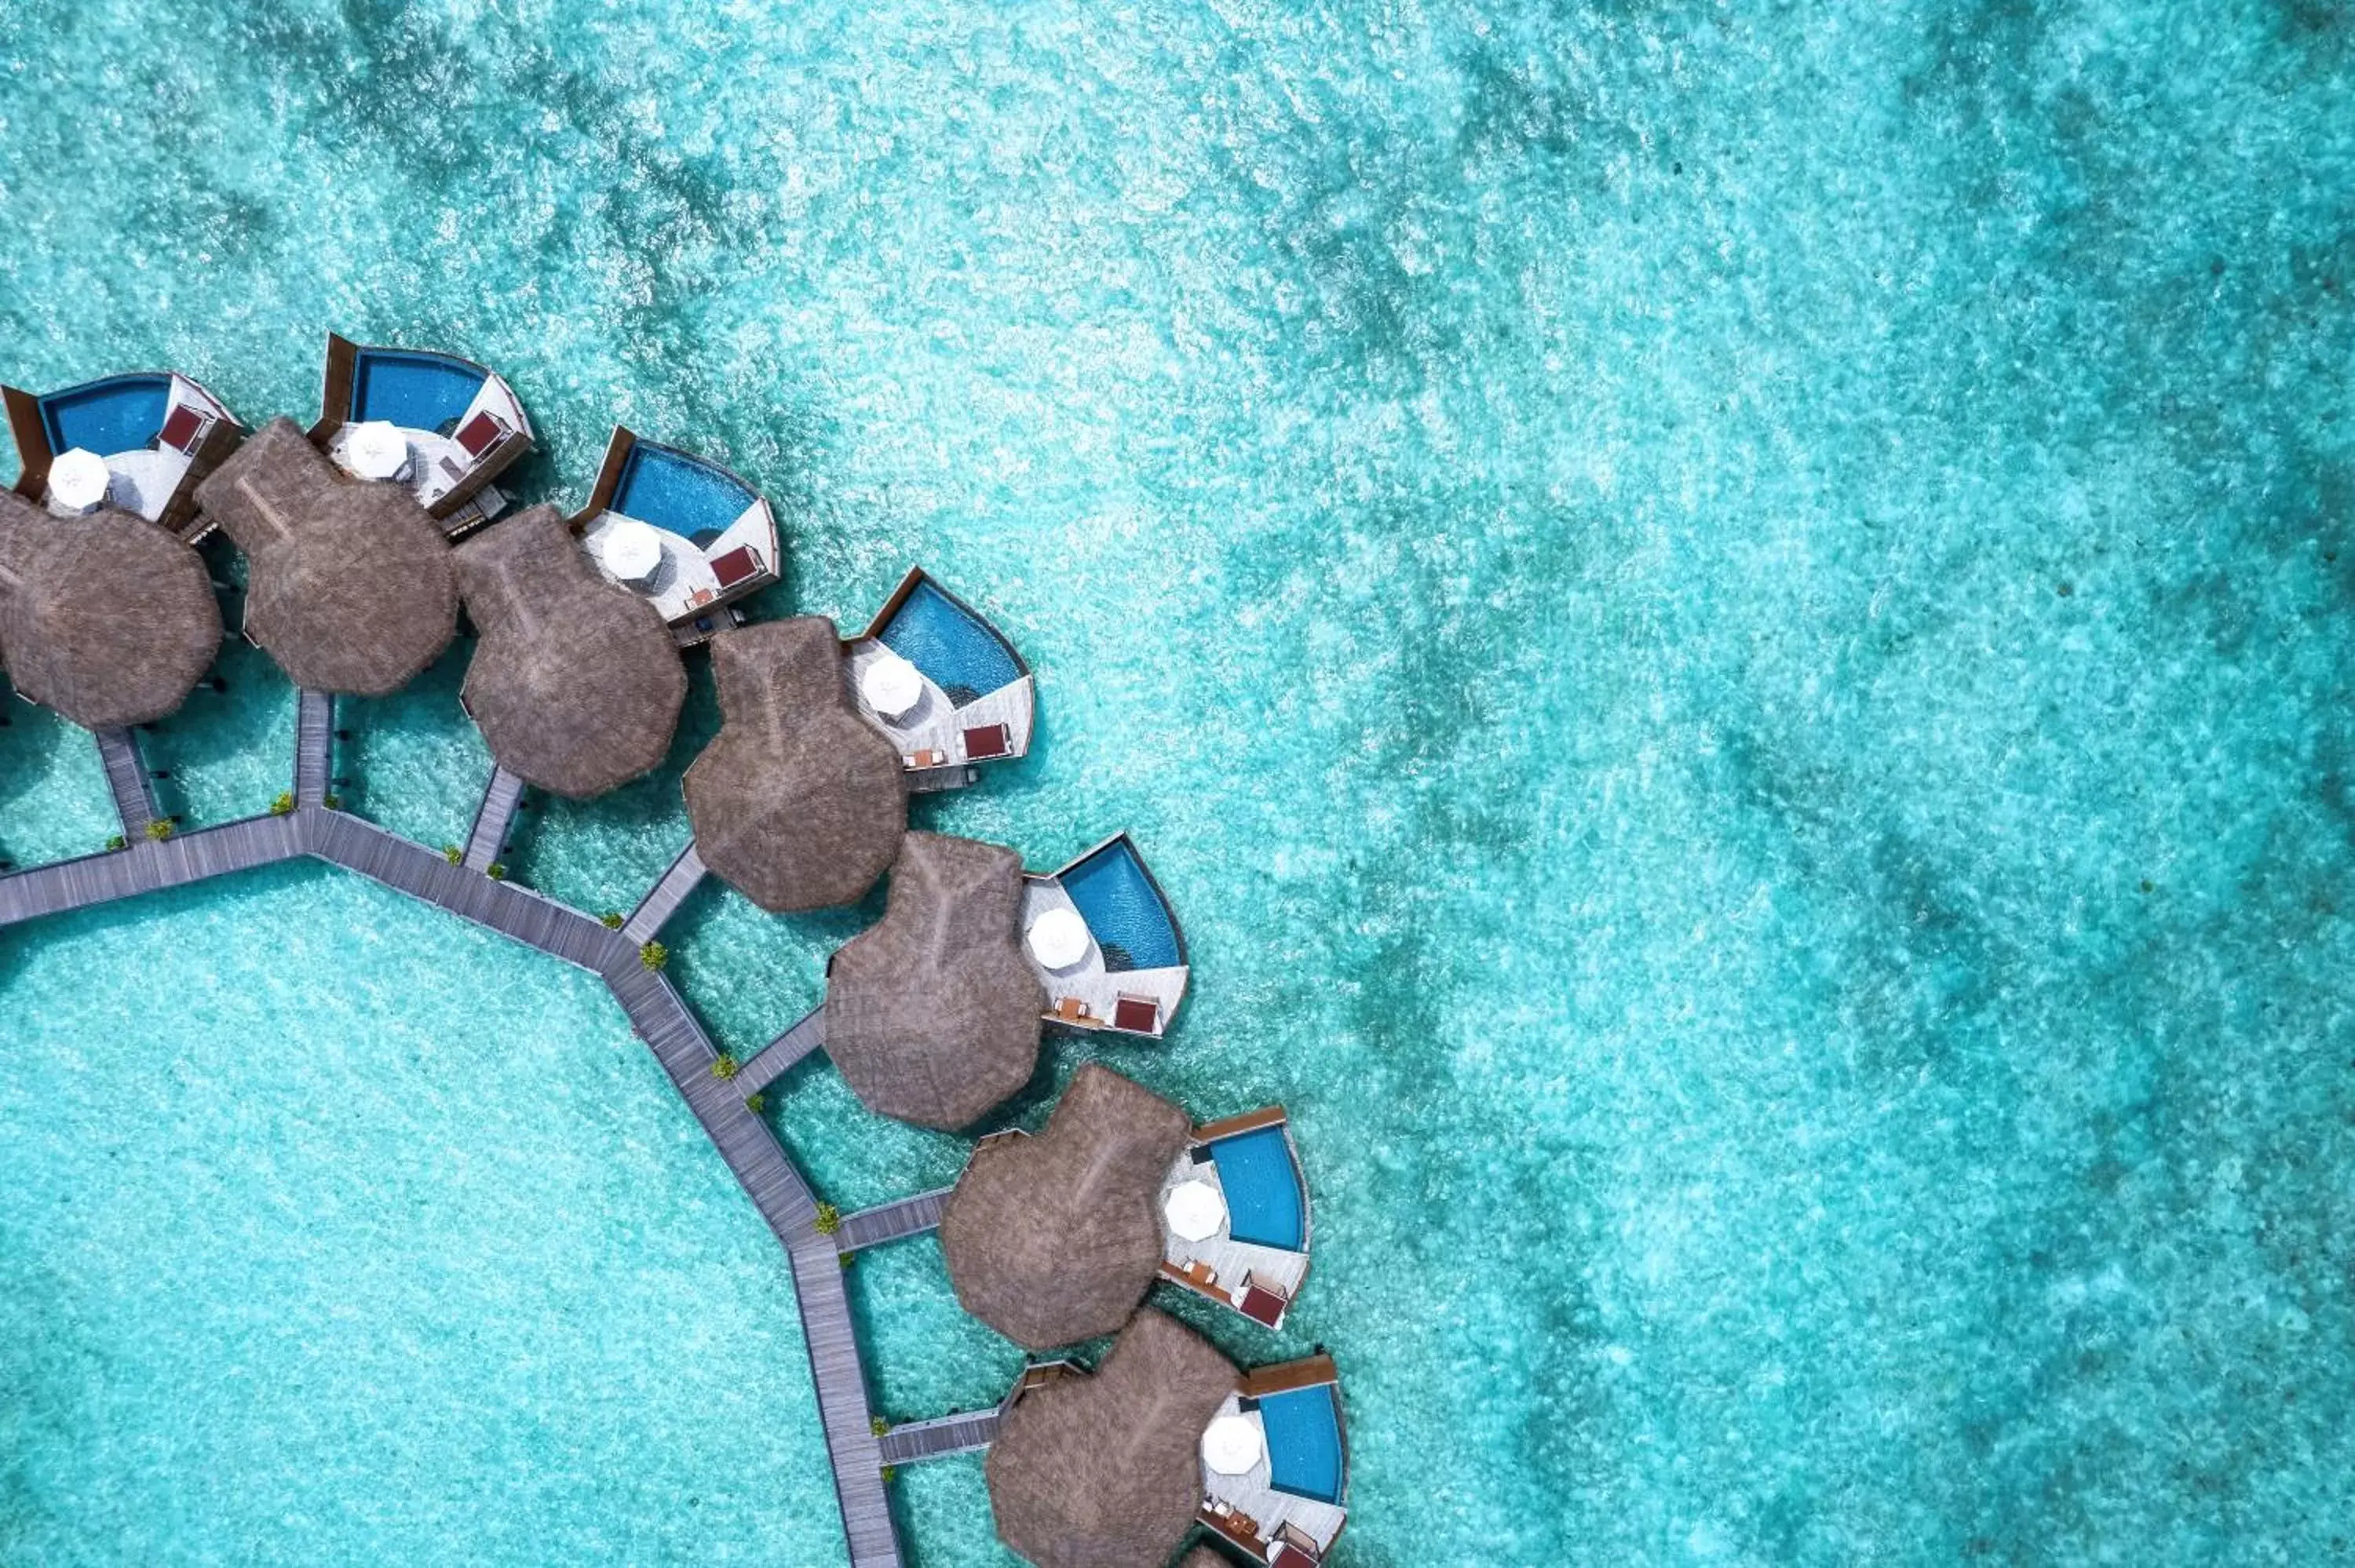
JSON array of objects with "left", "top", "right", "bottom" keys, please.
[
  {"left": 1057, "top": 837, "right": 1185, "bottom": 973},
  {"left": 349, "top": 348, "right": 485, "bottom": 435},
  {"left": 877, "top": 580, "right": 1024, "bottom": 706},
  {"left": 1208, "top": 1126, "right": 1307, "bottom": 1253},
  {"left": 38, "top": 374, "right": 170, "bottom": 458},
  {"left": 612, "top": 442, "right": 758, "bottom": 545},
  {"left": 1258, "top": 1385, "right": 1346, "bottom": 1507},
  {"left": 5, "top": 2, "right": 2354, "bottom": 1566}
]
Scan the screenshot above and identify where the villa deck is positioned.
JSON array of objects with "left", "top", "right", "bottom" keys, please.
[
  {"left": 1159, "top": 1109, "right": 1313, "bottom": 1330},
  {"left": 1021, "top": 834, "right": 1189, "bottom": 1039},
  {"left": 571, "top": 428, "right": 779, "bottom": 639},
  {"left": 314, "top": 335, "right": 531, "bottom": 532},
  {"left": 842, "top": 570, "right": 1035, "bottom": 792},
  {"left": 1198, "top": 1358, "right": 1350, "bottom": 1566},
  {"left": 5, "top": 370, "right": 244, "bottom": 538}
]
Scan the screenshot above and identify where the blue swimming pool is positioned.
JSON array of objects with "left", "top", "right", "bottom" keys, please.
[
  {"left": 1209, "top": 1126, "right": 1305, "bottom": 1252},
  {"left": 612, "top": 442, "right": 758, "bottom": 545},
  {"left": 39, "top": 373, "right": 169, "bottom": 458},
  {"left": 876, "top": 579, "right": 1022, "bottom": 706},
  {"left": 1060, "top": 837, "right": 1182, "bottom": 972},
  {"left": 1258, "top": 1385, "right": 1345, "bottom": 1506},
  {"left": 348, "top": 349, "right": 485, "bottom": 435}
]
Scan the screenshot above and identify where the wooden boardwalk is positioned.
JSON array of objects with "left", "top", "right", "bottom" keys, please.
[
  {"left": 0, "top": 731, "right": 909, "bottom": 1568},
  {"left": 878, "top": 1408, "right": 999, "bottom": 1466},
  {"left": 462, "top": 766, "right": 526, "bottom": 873},
  {"left": 294, "top": 691, "right": 335, "bottom": 809},
  {"left": 623, "top": 841, "right": 705, "bottom": 944},
  {"left": 93, "top": 727, "right": 157, "bottom": 837},
  {"left": 737, "top": 1005, "right": 827, "bottom": 1097},
  {"left": 837, "top": 1187, "right": 954, "bottom": 1253}
]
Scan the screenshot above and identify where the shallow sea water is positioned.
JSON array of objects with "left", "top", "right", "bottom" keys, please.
[{"left": 3, "top": 2, "right": 2353, "bottom": 1565}]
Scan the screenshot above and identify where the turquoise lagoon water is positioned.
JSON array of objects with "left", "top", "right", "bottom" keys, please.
[{"left": 3, "top": 2, "right": 2353, "bottom": 1565}]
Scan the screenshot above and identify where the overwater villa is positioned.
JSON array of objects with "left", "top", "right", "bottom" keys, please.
[
  {"left": 195, "top": 419, "right": 457, "bottom": 696},
  {"left": 3, "top": 370, "right": 244, "bottom": 540},
  {"left": 0, "top": 485, "right": 221, "bottom": 729},
  {"left": 843, "top": 569, "right": 1034, "bottom": 792},
  {"left": 1022, "top": 833, "right": 1190, "bottom": 1037},
  {"left": 823, "top": 832, "right": 1046, "bottom": 1130},
  {"left": 453, "top": 505, "right": 686, "bottom": 798},
  {"left": 312, "top": 334, "right": 531, "bottom": 536},
  {"left": 1158, "top": 1107, "right": 1313, "bottom": 1331},
  {"left": 1196, "top": 1356, "right": 1351, "bottom": 1566},
  {"left": 940, "top": 1063, "right": 1192, "bottom": 1349},
  {"left": 987, "top": 1309, "right": 1240, "bottom": 1568},
  {"left": 571, "top": 427, "right": 779, "bottom": 646},
  {"left": 683, "top": 617, "right": 906, "bottom": 911}
]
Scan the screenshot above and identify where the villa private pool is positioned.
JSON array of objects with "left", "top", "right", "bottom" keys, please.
[
  {"left": 877, "top": 579, "right": 1024, "bottom": 705},
  {"left": 1258, "top": 1384, "right": 1346, "bottom": 1506},
  {"left": 1208, "top": 1125, "right": 1306, "bottom": 1253},
  {"left": 1061, "top": 837, "right": 1183, "bottom": 973},
  {"left": 612, "top": 441, "right": 759, "bottom": 544},
  {"left": 39, "top": 372, "right": 170, "bottom": 457},
  {"left": 347, "top": 348, "right": 487, "bottom": 435}
]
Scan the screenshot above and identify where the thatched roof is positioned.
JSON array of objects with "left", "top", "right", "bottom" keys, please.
[
  {"left": 193, "top": 418, "right": 455, "bottom": 695},
  {"left": 988, "top": 1308, "right": 1238, "bottom": 1568},
  {"left": 823, "top": 832, "right": 1047, "bottom": 1130},
  {"left": 1176, "top": 1550, "right": 1231, "bottom": 1568},
  {"left": 454, "top": 505, "right": 686, "bottom": 798},
  {"left": 0, "top": 489, "right": 221, "bottom": 729},
  {"left": 942, "top": 1063, "right": 1193, "bottom": 1350},
  {"left": 682, "top": 617, "right": 907, "bottom": 912}
]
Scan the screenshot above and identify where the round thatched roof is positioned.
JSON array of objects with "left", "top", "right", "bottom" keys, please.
[
  {"left": 823, "top": 832, "right": 1046, "bottom": 1130},
  {"left": 942, "top": 1063, "right": 1193, "bottom": 1350},
  {"left": 1177, "top": 1549, "right": 1232, "bottom": 1568},
  {"left": 988, "top": 1308, "right": 1239, "bottom": 1568},
  {"left": 455, "top": 504, "right": 686, "bottom": 798},
  {"left": 193, "top": 417, "right": 455, "bottom": 695},
  {"left": 683, "top": 617, "right": 907, "bottom": 913},
  {"left": 0, "top": 489, "right": 221, "bottom": 730}
]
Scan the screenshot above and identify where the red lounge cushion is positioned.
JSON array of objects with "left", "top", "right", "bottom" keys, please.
[
  {"left": 158, "top": 404, "right": 206, "bottom": 454},
  {"left": 710, "top": 544, "right": 761, "bottom": 589},
  {"left": 1240, "top": 1284, "right": 1287, "bottom": 1326},
  {"left": 1112, "top": 995, "right": 1159, "bottom": 1033},
  {"left": 455, "top": 410, "right": 506, "bottom": 457},
  {"left": 962, "top": 722, "right": 1011, "bottom": 761}
]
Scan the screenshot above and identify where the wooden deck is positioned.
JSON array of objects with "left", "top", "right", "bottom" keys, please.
[
  {"left": 737, "top": 1005, "right": 827, "bottom": 1097},
  {"left": 0, "top": 728, "right": 910, "bottom": 1568},
  {"left": 294, "top": 690, "right": 334, "bottom": 808},
  {"left": 623, "top": 841, "right": 705, "bottom": 944},
  {"left": 878, "top": 1408, "right": 999, "bottom": 1465},
  {"left": 93, "top": 727, "right": 157, "bottom": 837},
  {"left": 462, "top": 765, "right": 526, "bottom": 872},
  {"left": 836, "top": 1186, "right": 953, "bottom": 1253}
]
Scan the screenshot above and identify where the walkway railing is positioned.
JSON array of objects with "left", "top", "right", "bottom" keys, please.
[
  {"left": 877, "top": 1408, "right": 999, "bottom": 1466},
  {"left": 737, "top": 1005, "right": 826, "bottom": 1097},
  {"left": 623, "top": 841, "right": 704, "bottom": 944}
]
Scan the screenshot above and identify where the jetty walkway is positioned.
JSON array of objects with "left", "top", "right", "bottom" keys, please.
[{"left": 0, "top": 707, "right": 904, "bottom": 1567}]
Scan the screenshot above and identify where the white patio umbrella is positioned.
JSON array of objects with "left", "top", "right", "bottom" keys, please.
[
  {"left": 1025, "top": 906, "right": 1090, "bottom": 971},
  {"left": 48, "top": 448, "right": 111, "bottom": 512},
  {"left": 1164, "top": 1180, "right": 1226, "bottom": 1243},
  {"left": 1201, "top": 1413, "right": 1265, "bottom": 1476},
  {"left": 598, "top": 518, "right": 666, "bottom": 589},
  {"left": 860, "top": 652, "right": 924, "bottom": 720},
  {"left": 344, "top": 420, "right": 413, "bottom": 481}
]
